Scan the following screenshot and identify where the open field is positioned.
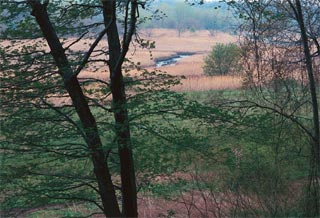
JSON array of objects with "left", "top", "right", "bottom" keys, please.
[
  {"left": 78, "top": 28, "right": 241, "bottom": 91},
  {"left": 172, "top": 75, "right": 242, "bottom": 91},
  {"left": 132, "top": 28, "right": 237, "bottom": 67},
  {"left": 0, "top": 28, "right": 240, "bottom": 91}
]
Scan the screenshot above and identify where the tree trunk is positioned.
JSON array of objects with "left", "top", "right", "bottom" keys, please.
[
  {"left": 102, "top": 1, "right": 138, "bottom": 217},
  {"left": 27, "top": 1, "right": 121, "bottom": 217},
  {"left": 293, "top": 0, "right": 320, "bottom": 216}
]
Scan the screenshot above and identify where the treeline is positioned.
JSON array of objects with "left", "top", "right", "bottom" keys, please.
[{"left": 139, "top": 0, "right": 237, "bottom": 33}]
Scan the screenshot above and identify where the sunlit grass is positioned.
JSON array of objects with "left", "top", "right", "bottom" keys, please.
[{"left": 173, "top": 75, "right": 242, "bottom": 92}]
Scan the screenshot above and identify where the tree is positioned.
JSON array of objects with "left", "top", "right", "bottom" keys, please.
[
  {"left": 225, "top": 0, "right": 320, "bottom": 216},
  {"left": 102, "top": 1, "right": 138, "bottom": 216},
  {"left": 139, "top": 1, "right": 236, "bottom": 33},
  {"left": 286, "top": 0, "right": 320, "bottom": 215},
  {"left": 203, "top": 43, "right": 241, "bottom": 76},
  {"left": 1, "top": 1, "right": 213, "bottom": 217},
  {"left": 0, "top": 0, "right": 140, "bottom": 217}
]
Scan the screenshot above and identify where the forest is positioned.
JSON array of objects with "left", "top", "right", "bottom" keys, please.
[{"left": 0, "top": 0, "right": 319, "bottom": 217}]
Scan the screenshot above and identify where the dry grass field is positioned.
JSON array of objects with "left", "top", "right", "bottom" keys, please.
[
  {"left": 132, "top": 28, "right": 236, "bottom": 66},
  {"left": 172, "top": 75, "right": 242, "bottom": 91},
  {"left": 1, "top": 28, "right": 241, "bottom": 91},
  {"left": 137, "top": 29, "right": 241, "bottom": 91},
  {"left": 80, "top": 28, "right": 242, "bottom": 91}
]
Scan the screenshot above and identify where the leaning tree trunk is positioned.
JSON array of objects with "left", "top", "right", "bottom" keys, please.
[
  {"left": 27, "top": 1, "right": 121, "bottom": 217},
  {"left": 102, "top": 1, "right": 138, "bottom": 217}
]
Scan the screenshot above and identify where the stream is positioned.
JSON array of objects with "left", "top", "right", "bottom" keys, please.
[{"left": 155, "top": 53, "right": 193, "bottom": 67}]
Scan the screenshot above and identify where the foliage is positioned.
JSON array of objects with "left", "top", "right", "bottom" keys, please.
[
  {"left": 203, "top": 43, "right": 242, "bottom": 76},
  {"left": 1, "top": 0, "right": 319, "bottom": 217},
  {"left": 225, "top": 0, "right": 320, "bottom": 215},
  {"left": 0, "top": 1, "right": 229, "bottom": 216},
  {"left": 0, "top": 1, "right": 191, "bottom": 217}
]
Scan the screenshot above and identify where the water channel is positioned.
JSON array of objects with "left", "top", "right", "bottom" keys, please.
[{"left": 155, "top": 53, "right": 193, "bottom": 67}]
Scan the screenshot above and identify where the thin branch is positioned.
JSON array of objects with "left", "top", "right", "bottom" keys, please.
[
  {"left": 74, "top": 28, "right": 108, "bottom": 76},
  {"left": 41, "top": 99, "right": 87, "bottom": 140},
  {"left": 63, "top": 30, "right": 89, "bottom": 51},
  {"left": 112, "top": 0, "right": 138, "bottom": 74},
  {"left": 78, "top": 77, "right": 110, "bottom": 87},
  {"left": 228, "top": 99, "right": 315, "bottom": 141}
]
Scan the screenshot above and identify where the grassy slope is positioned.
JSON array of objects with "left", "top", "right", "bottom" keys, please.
[{"left": 2, "top": 29, "right": 310, "bottom": 217}]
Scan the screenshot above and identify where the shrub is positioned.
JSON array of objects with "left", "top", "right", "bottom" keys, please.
[{"left": 203, "top": 43, "right": 241, "bottom": 76}]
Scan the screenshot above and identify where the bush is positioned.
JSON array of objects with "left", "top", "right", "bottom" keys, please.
[{"left": 203, "top": 43, "right": 241, "bottom": 76}]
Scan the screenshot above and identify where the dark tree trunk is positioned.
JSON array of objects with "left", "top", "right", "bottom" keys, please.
[
  {"left": 27, "top": 1, "right": 121, "bottom": 217},
  {"left": 290, "top": 0, "right": 320, "bottom": 216},
  {"left": 102, "top": 1, "right": 138, "bottom": 217}
]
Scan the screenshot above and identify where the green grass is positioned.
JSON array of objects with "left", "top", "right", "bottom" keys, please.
[
  {"left": 184, "top": 89, "right": 244, "bottom": 104},
  {"left": 140, "top": 178, "right": 207, "bottom": 199},
  {"left": 27, "top": 203, "right": 100, "bottom": 218},
  {"left": 1, "top": 88, "right": 313, "bottom": 217}
]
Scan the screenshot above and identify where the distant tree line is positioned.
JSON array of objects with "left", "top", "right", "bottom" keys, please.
[{"left": 139, "top": 1, "right": 237, "bottom": 33}]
